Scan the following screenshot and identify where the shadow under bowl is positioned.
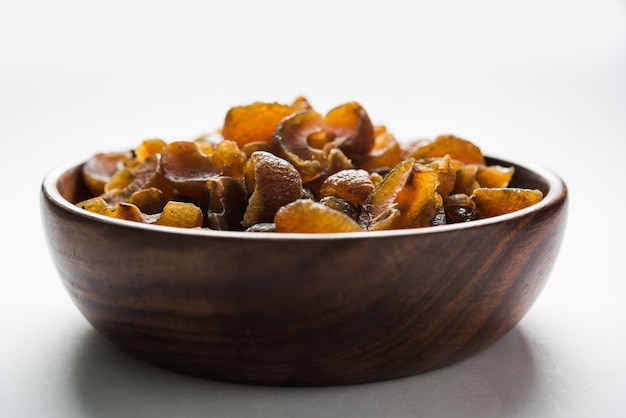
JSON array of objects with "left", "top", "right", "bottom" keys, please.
[{"left": 41, "top": 155, "right": 568, "bottom": 386}]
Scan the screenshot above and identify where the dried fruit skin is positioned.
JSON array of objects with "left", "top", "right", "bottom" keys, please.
[
  {"left": 160, "top": 140, "right": 246, "bottom": 202},
  {"left": 222, "top": 102, "right": 301, "bottom": 147},
  {"left": 153, "top": 201, "right": 203, "bottom": 228},
  {"left": 319, "top": 196, "right": 359, "bottom": 221},
  {"left": 135, "top": 139, "right": 166, "bottom": 162},
  {"left": 408, "top": 134, "right": 485, "bottom": 165},
  {"left": 323, "top": 102, "right": 375, "bottom": 156},
  {"left": 395, "top": 163, "right": 442, "bottom": 228},
  {"left": 360, "top": 158, "right": 415, "bottom": 229},
  {"left": 271, "top": 110, "right": 327, "bottom": 183},
  {"left": 319, "top": 169, "right": 376, "bottom": 207},
  {"left": 242, "top": 151, "right": 303, "bottom": 227},
  {"left": 475, "top": 165, "right": 514, "bottom": 188},
  {"left": 100, "top": 155, "right": 163, "bottom": 206},
  {"left": 452, "top": 164, "right": 480, "bottom": 196},
  {"left": 206, "top": 177, "right": 248, "bottom": 231},
  {"left": 82, "top": 151, "right": 132, "bottom": 196},
  {"left": 360, "top": 159, "right": 442, "bottom": 230},
  {"left": 128, "top": 187, "right": 166, "bottom": 215},
  {"left": 471, "top": 188, "right": 543, "bottom": 218},
  {"left": 104, "top": 168, "right": 134, "bottom": 193},
  {"left": 76, "top": 197, "right": 108, "bottom": 214},
  {"left": 351, "top": 126, "right": 403, "bottom": 171},
  {"left": 422, "top": 155, "right": 456, "bottom": 198},
  {"left": 275, "top": 200, "right": 362, "bottom": 233},
  {"left": 104, "top": 202, "right": 145, "bottom": 223}
]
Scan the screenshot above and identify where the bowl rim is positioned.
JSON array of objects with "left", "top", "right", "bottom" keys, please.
[{"left": 41, "top": 154, "right": 567, "bottom": 241}]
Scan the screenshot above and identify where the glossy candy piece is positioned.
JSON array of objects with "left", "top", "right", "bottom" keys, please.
[
  {"left": 160, "top": 140, "right": 245, "bottom": 202},
  {"left": 76, "top": 196, "right": 108, "bottom": 214},
  {"left": 100, "top": 155, "right": 165, "bottom": 206},
  {"left": 475, "top": 165, "right": 515, "bottom": 188},
  {"left": 103, "top": 202, "right": 145, "bottom": 223},
  {"left": 128, "top": 187, "right": 167, "bottom": 215},
  {"left": 152, "top": 201, "right": 203, "bottom": 228},
  {"left": 104, "top": 168, "right": 134, "bottom": 193},
  {"left": 275, "top": 199, "right": 363, "bottom": 233},
  {"left": 242, "top": 151, "right": 303, "bottom": 227},
  {"left": 134, "top": 139, "right": 167, "bottom": 162},
  {"left": 222, "top": 102, "right": 302, "bottom": 147},
  {"left": 271, "top": 110, "right": 328, "bottom": 183},
  {"left": 351, "top": 126, "right": 403, "bottom": 171},
  {"left": 206, "top": 176, "right": 248, "bottom": 231},
  {"left": 452, "top": 164, "right": 480, "bottom": 196},
  {"left": 319, "top": 169, "right": 377, "bottom": 207},
  {"left": 81, "top": 151, "right": 132, "bottom": 196},
  {"left": 360, "top": 159, "right": 442, "bottom": 230},
  {"left": 421, "top": 155, "right": 457, "bottom": 198},
  {"left": 408, "top": 134, "right": 485, "bottom": 165},
  {"left": 323, "top": 101, "right": 375, "bottom": 157},
  {"left": 471, "top": 187, "right": 543, "bottom": 218}
]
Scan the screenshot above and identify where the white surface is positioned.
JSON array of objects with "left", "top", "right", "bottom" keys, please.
[{"left": 1, "top": 1, "right": 625, "bottom": 417}]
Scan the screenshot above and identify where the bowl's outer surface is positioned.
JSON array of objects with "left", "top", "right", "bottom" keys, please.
[{"left": 41, "top": 157, "right": 568, "bottom": 385}]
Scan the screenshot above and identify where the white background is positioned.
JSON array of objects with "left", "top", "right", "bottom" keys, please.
[{"left": 1, "top": 1, "right": 625, "bottom": 417}]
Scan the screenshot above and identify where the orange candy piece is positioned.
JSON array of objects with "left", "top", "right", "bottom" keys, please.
[
  {"left": 351, "top": 126, "right": 403, "bottom": 171},
  {"left": 360, "top": 158, "right": 442, "bottom": 230},
  {"left": 323, "top": 101, "right": 375, "bottom": 156},
  {"left": 471, "top": 188, "right": 543, "bottom": 218},
  {"left": 82, "top": 151, "right": 132, "bottom": 196},
  {"left": 270, "top": 110, "right": 327, "bottom": 183},
  {"left": 222, "top": 102, "right": 301, "bottom": 147},
  {"left": 275, "top": 199, "right": 362, "bottom": 233},
  {"left": 407, "top": 134, "right": 485, "bottom": 165},
  {"left": 152, "top": 201, "right": 203, "bottom": 228}
]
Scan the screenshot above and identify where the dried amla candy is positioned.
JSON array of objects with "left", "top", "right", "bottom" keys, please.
[
  {"left": 407, "top": 134, "right": 485, "bottom": 165},
  {"left": 242, "top": 151, "right": 303, "bottom": 227},
  {"left": 82, "top": 151, "right": 132, "bottom": 196},
  {"left": 271, "top": 110, "right": 328, "bottom": 183},
  {"left": 360, "top": 158, "right": 442, "bottom": 231},
  {"left": 318, "top": 196, "right": 359, "bottom": 221},
  {"left": 222, "top": 101, "right": 302, "bottom": 147},
  {"left": 475, "top": 165, "right": 515, "bottom": 188},
  {"left": 419, "top": 155, "right": 457, "bottom": 198},
  {"left": 323, "top": 101, "right": 375, "bottom": 157},
  {"left": 275, "top": 199, "right": 362, "bottom": 233},
  {"left": 160, "top": 140, "right": 245, "bottom": 202},
  {"left": 206, "top": 176, "right": 248, "bottom": 231},
  {"left": 150, "top": 201, "right": 203, "bottom": 228},
  {"left": 351, "top": 125, "right": 403, "bottom": 171},
  {"left": 470, "top": 188, "right": 543, "bottom": 218},
  {"left": 100, "top": 155, "right": 172, "bottom": 206},
  {"left": 128, "top": 187, "right": 167, "bottom": 214},
  {"left": 319, "top": 169, "right": 377, "bottom": 207},
  {"left": 134, "top": 138, "right": 167, "bottom": 162},
  {"left": 103, "top": 202, "right": 145, "bottom": 223}
]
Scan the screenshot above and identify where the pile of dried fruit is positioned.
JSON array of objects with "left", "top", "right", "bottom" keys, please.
[{"left": 76, "top": 97, "right": 543, "bottom": 233}]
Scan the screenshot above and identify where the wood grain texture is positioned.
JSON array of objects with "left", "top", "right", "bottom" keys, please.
[{"left": 41, "top": 157, "right": 568, "bottom": 385}]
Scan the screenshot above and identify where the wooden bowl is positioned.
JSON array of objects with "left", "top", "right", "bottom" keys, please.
[{"left": 41, "top": 156, "right": 567, "bottom": 386}]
